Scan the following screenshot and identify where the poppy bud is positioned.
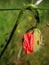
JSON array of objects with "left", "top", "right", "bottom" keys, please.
[
  {"left": 23, "top": 28, "right": 43, "bottom": 54},
  {"left": 23, "top": 31, "right": 34, "bottom": 54}
]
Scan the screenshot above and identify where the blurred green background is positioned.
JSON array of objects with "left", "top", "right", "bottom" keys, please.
[{"left": 0, "top": 0, "right": 49, "bottom": 65}]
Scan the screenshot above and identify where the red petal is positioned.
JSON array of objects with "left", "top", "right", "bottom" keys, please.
[{"left": 23, "top": 32, "right": 34, "bottom": 54}]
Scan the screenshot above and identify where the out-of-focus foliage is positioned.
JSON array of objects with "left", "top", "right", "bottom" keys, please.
[{"left": 0, "top": 0, "right": 49, "bottom": 65}]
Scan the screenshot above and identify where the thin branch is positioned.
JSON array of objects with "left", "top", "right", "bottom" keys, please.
[
  {"left": 0, "top": 8, "right": 21, "bottom": 11},
  {"left": 0, "top": 8, "right": 49, "bottom": 11},
  {"left": 16, "top": 47, "right": 23, "bottom": 65},
  {"left": 17, "top": 47, "right": 23, "bottom": 61}
]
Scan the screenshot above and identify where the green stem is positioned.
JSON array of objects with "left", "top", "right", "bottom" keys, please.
[
  {"left": 0, "top": 8, "right": 49, "bottom": 11},
  {"left": 0, "top": 4, "right": 40, "bottom": 58}
]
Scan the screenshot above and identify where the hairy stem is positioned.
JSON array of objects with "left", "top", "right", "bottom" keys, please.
[{"left": 0, "top": 4, "right": 39, "bottom": 58}]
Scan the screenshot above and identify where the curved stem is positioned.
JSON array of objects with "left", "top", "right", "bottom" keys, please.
[{"left": 0, "top": 4, "right": 40, "bottom": 58}]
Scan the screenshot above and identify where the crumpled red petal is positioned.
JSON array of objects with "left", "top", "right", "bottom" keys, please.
[{"left": 23, "top": 32, "right": 34, "bottom": 54}]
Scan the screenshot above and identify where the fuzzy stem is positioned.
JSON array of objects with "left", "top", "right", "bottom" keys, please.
[{"left": 0, "top": 4, "right": 40, "bottom": 58}]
